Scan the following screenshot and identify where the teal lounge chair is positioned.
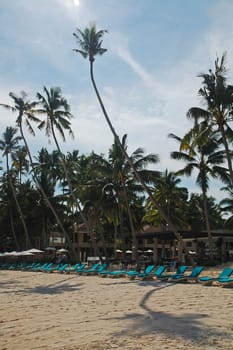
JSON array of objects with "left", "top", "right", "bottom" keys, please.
[
  {"left": 74, "top": 263, "right": 87, "bottom": 273},
  {"left": 79, "top": 263, "right": 100, "bottom": 275},
  {"left": 157, "top": 265, "right": 188, "bottom": 281},
  {"left": 169, "top": 266, "right": 204, "bottom": 283},
  {"left": 83, "top": 262, "right": 109, "bottom": 275},
  {"left": 138, "top": 265, "right": 167, "bottom": 280},
  {"left": 63, "top": 263, "right": 81, "bottom": 273},
  {"left": 199, "top": 268, "right": 233, "bottom": 286},
  {"left": 126, "top": 264, "right": 155, "bottom": 280},
  {"left": 217, "top": 276, "right": 233, "bottom": 288}
]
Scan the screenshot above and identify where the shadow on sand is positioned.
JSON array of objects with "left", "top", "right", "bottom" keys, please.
[{"left": 104, "top": 279, "right": 231, "bottom": 347}]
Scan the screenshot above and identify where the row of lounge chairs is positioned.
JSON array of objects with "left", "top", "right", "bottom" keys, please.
[{"left": 1, "top": 261, "right": 233, "bottom": 287}]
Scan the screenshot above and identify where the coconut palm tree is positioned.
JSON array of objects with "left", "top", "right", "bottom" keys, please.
[
  {"left": 169, "top": 124, "right": 229, "bottom": 260},
  {"left": 0, "top": 126, "right": 30, "bottom": 249},
  {"left": 73, "top": 24, "right": 194, "bottom": 262},
  {"left": 187, "top": 53, "right": 233, "bottom": 185},
  {"left": 0, "top": 92, "right": 74, "bottom": 253},
  {"left": 36, "top": 86, "right": 92, "bottom": 258}
]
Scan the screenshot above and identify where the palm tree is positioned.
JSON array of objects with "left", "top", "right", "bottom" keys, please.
[
  {"left": 73, "top": 24, "right": 194, "bottom": 263},
  {"left": 187, "top": 53, "right": 233, "bottom": 185},
  {"left": 0, "top": 92, "right": 73, "bottom": 253},
  {"left": 0, "top": 126, "right": 30, "bottom": 249},
  {"left": 144, "top": 169, "right": 189, "bottom": 229},
  {"left": 36, "top": 86, "right": 92, "bottom": 258},
  {"left": 11, "top": 146, "right": 29, "bottom": 184},
  {"left": 169, "top": 124, "right": 229, "bottom": 260}
]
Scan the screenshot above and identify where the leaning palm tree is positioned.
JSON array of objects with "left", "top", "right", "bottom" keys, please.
[
  {"left": 73, "top": 23, "right": 194, "bottom": 262},
  {"left": 187, "top": 53, "right": 233, "bottom": 185},
  {"left": 0, "top": 92, "right": 74, "bottom": 254},
  {"left": 0, "top": 126, "right": 30, "bottom": 249}
]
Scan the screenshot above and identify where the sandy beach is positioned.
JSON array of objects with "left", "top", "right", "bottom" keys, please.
[{"left": 0, "top": 269, "right": 232, "bottom": 350}]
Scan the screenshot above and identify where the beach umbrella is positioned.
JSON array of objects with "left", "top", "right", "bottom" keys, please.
[
  {"left": 25, "top": 248, "right": 44, "bottom": 254},
  {"left": 17, "top": 251, "right": 34, "bottom": 256},
  {"left": 57, "top": 248, "right": 69, "bottom": 253},
  {"left": 45, "top": 247, "right": 56, "bottom": 251},
  {"left": 116, "top": 249, "right": 123, "bottom": 253},
  {"left": 126, "top": 250, "right": 132, "bottom": 254},
  {"left": 145, "top": 249, "right": 153, "bottom": 253}
]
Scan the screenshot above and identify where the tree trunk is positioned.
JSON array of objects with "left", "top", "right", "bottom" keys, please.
[
  {"left": 219, "top": 123, "right": 233, "bottom": 185},
  {"left": 90, "top": 62, "right": 194, "bottom": 265},
  {"left": 7, "top": 155, "right": 31, "bottom": 249},
  {"left": 19, "top": 124, "right": 75, "bottom": 257}
]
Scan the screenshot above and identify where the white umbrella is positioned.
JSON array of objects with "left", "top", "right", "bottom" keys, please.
[
  {"left": 17, "top": 251, "right": 34, "bottom": 256},
  {"left": 116, "top": 249, "right": 123, "bottom": 253},
  {"left": 126, "top": 250, "right": 132, "bottom": 254},
  {"left": 145, "top": 249, "right": 153, "bottom": 253},
  {"left": 25, "top": 248, "right": 44, "bottom": 254},
  {"left": 57, "top": 248, "right": 68, "bottom": 253},
  {"left": 45, "top": 247, "right": 56, "bottom": 251}
]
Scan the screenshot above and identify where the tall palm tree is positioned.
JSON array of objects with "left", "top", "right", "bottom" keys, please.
[
  {"left": 187, "top": 53, "right": 233, "bottom": 185},
  {"left": 169, "top": 124, "right": 229, "bottom": 260},
  {"left": 0, "top": 92, "right": 73, "bottom": 252},
  {"left": 0, "top": 126, "right": 30, "bottom": 249},
  {"left": 73, "top": 24, "right": 194, "bottom": 262},
  {"left": 36, "top": 86, "right": 91, "bottom": 258}
]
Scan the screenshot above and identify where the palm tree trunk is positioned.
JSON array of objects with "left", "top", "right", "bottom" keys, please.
[
  {"left": 51, "top": 124, "right": 93, "bottom": 257},
  {"left": 7, "top": 155, "right": 31, "bottom": 249},
  {"left": 219, "top": 123, "right": 233, "bottom": 185},
  {"left": 203, "top": 192, "right": 214, "bottom": 261},
  {"left": 90, "top": 62, "right": 194, "bottom": 265},
  {"left": 19, "top": 123, "right": 75, "bottom": 257},
  {"left": 122, "top": 186, "right": 138, "bottom": 262},
  {"left": 9, "top": 208, "right": 20, "bottom": 251}
]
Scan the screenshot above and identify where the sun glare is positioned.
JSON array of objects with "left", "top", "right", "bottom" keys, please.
[{"left": 73, "top": 0, "right": 80, "bottom": 6}]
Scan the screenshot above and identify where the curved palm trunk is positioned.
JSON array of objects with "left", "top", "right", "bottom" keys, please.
[
  {"left": 7, "top": 155, "right": 31, "bottom": 249},
  {"left": 50, "top": 124, "right": 93, "bottom": 257},
  {"left": 19, "top": 123, "right": 74, "bottom": 256},
  {"left": 90, "top": 61, "right": 194, "bottom": 265},
  {"left": 122, "top": 186, "right": 138, "bottom": 262},
  {"left": 9, "top": 208, "right": 20, "bottom": 251},
  {"left": 219, "top": 123, "right": 233, "bottom": 185}
]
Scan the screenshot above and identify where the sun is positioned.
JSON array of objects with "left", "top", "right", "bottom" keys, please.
[{"left": 73, "top": 0, "right": 80, "bottom": 6}]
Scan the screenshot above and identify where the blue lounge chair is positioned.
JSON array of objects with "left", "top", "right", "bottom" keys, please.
[
  {"left": 169, "top": 266, "right": 204, "bottom": 282},
  {"left": 217, "top": 277, "right": 233, "bottom": 288},
  {"left": 63, "top": 263, "right": 81, "bottom": 273},
  {"left": 199, "top": 268, "right": 233, "bottom": 286},
  {"left": 79, "top": 263, "right": 100, "bottom": 275},
  {"left": 74, "top": 263, "right": 87, "bottom": 273},
  {"left": 126, "top": 264, "right": 155, "bottom": 280},
  {"left": 157, "top": 265, "right": 188, "bottom": 281},
  {"left": 83, "top": 262, "right": 109, "bottom": 275}
]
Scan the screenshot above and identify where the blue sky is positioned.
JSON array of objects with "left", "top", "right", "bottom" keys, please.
[{"left": 1, "top": 0, "right": 233, "bottom": 200}]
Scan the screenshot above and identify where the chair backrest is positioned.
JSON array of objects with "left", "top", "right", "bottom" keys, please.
[
  {"left": 144, "top": 265, "right": 155, "bottom": 274},
  {"left": 219, "top": 268, "right": 233, "bottom": 279},
  {"left": 190, "top": 266, "right": 204, "bottom": 277},
  {"left": 176, "top": 265, "right": 188, "bottom": 275},
  {"left": 154, "top": 265, "right": 166, "bottom": 276}
]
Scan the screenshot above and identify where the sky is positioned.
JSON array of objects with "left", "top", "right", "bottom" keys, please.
[{"left": 1, "top": 0, "right": 233, "bottom": 201}]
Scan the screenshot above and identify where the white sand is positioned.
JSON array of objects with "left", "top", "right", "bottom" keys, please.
[{"left": 0, "top": 269, "right": 232, "bottom": 350}]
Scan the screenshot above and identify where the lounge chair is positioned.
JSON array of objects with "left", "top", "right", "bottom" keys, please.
[
  {"left": 136, "top": 265, "right": 167, "bottom": 280},
  {"left": 63, "top": 263, "right": 81, "bottom": 273},
  {"left": 74, "top": 263, "right": 87, "bottom": 273},
  {"left": 126, "top": 264, "right": 155, "bottom": 280},
  {"left": 79, "top": 263, "right": 100, "bottom": 275},
  {"left": 168, "top": 266, "right": 204, "bottom": 283},
  {"left": 199, "top": 268, "right": 233, "bottom": 286},
  {"left": 83, "top": 262, "right": 109, "bottom": 275},
  {"left": 217, "top": 276, "right": 233, "bottom": 288},
  {"left": 157, "top": 265, "right": 188, "bottom": 281}
]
